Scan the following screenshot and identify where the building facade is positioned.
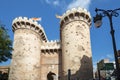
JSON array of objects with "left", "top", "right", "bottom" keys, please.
[
  {"left": 9, "top": 7, "right": 93, "bottom": 80},
  {"left": 96, "top": 59, "right": 115, "bottom": 80}
]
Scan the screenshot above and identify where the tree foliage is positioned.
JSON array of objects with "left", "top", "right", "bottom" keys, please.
[{"left": 0, "top": 25, "right": 12, "bottom": 63}]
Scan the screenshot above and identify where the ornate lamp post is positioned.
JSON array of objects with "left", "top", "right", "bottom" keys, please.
[{"left": 93, "top": 8, "right": 120, "bottom": 80}]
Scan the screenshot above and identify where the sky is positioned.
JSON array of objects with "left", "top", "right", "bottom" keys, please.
[{"left": 0, "top": 0, "right": 120, "bottom": 71}]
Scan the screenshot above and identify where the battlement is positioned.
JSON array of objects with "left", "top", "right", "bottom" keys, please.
[
  {"left": 60, "top": 7, "right": 91, "bottom": 28},
  {"left": 12, "top": 17, "right": 48, "bottom": 42},
  {"left": 41, "top": 40, "right": 61, "bottom": 53}
]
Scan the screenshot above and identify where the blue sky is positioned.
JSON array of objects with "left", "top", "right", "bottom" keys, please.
[{"left": 0, "top": 0, "right": 120, "bottom": 70}]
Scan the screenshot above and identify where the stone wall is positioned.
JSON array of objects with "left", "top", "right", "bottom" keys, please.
[
  {"left": 8, "top": 7, "right": 93, "bottom": 80},
  {"left": 0, "top": 66, "right": 9, "bottom": 80},
  {"left": 40, "top": 41, "right": 61, "bottom": 80},
  {"left": 9, "top": 17, "right": 47, "bottom": 80},
  {"left": 0, "top": 66, "right": 9, "bottom": 74},
  {"left": 60, "top": 7, "right": 93, "bottom": 80}
]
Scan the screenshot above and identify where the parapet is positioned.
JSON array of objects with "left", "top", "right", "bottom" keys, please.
[
  {"left": 41, "top": 40, "right": 61, "bottom": 53},
  {"left": 0, "top": 66, "right": 9, "bottom": 73},
  {"left": 12, "top": 17, "right": 48, "bottom": 42},
  {"left": 60, "top": 7, "right": 91, "bottom": 28}
]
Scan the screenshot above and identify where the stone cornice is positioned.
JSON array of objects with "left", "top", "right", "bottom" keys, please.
[
  {"left": 41, "top": 40, "right": 61, "bottom": 54},
  {"left": 60, "top": 7, "right": 91, "bottom": 29},
  {"left": 12, "top": 17, "right": 48, "bottom": 42}
]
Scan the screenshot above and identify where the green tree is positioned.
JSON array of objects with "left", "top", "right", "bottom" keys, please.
[{"left": 0, "top": 25, "right": 12, "bottom": 63}]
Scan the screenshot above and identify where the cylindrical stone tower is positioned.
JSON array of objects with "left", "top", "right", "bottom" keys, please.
[
  {"left": 9, "top": 17, "right": 47, "bottom": 80},
  {"left": 60, "top": 7, "right": 93, "bottom": 80}
]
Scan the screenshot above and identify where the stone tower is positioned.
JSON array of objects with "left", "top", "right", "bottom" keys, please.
[
  {"left": 9, "top": 17, "right": 47, "bottom": 80},
  {"left": 60, "top": 7, "right": 93, "bottom": 80},
  {"left": 8, "top": 7, "right": 93, "bottom": 80}
]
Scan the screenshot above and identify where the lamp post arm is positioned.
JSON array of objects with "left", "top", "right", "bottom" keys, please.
[
  {"left": 95, "top": 8, "right": 120, "bottom": 17},
  {"left": 95, "top": 8, "right": 109, "bottom": 17},
  {"left": 96, "top": 8, "right": 120, "bottom": 13},
  {"left": 113, "top": 8, "right": 120, "bottom": 12},
  {"left": 95, "top": 8, "right": 106, "bottom": 12}
]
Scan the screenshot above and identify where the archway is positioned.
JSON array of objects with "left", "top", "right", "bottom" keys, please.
[{"left": 47, "top": 71, "right": 56, "bottom": 80}]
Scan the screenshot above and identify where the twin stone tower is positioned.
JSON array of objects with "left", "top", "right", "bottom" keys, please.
[{"left": 9, "top": 7, "right": 93, "bottom": 80}]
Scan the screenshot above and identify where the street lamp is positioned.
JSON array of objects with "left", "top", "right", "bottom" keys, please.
[
  {"left": 93, "top": 8, "right": 120, "bottom": 80},
  {"left": 93, "top": 13, "right": 102, "bottom": 28}
]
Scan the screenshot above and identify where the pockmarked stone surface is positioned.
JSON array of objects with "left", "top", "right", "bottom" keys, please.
[
  {"left": 60, "top": 7, "right": 93, "bottom": 80},
  {"left": 9, "top": 29, "right": 41, "bottom": 80},
  {"left": 9, "top": 7, "right": 93, "bottom": 80}
]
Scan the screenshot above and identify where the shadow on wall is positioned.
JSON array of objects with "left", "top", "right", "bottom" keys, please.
[
  {"left": 60, "top": 55, "right": 93, "bottom": 80},
  {"left": 0, "top": 71, "right": 9, "bottom": 80},
  {"left": 58, "top": 49, "right": 62, "bottom": 80}
]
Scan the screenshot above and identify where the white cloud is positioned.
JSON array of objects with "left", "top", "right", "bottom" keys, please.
[
  {"left": 44, "top": 0, "right": 60, "bottom": 6},
  {"left": 40, "top": 0, "right": 91, "bottom": 12},
  {"left": 93, "top": 61, "right": 97, "bottom": 72},
  {"left": 106, "top": 54, "right": 113, "bottom": 59},
  {"left": 45, "top": 0, "right": 50, "bottom": 4},
  {"left": 53, "top": 0, "right": 59, "bottom": 6},
  {"left": 67, "top": 0, "right": 91, "bottom": 10}
]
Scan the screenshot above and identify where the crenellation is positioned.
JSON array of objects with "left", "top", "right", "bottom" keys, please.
[
  {"left": 41, "top": 40, "right": 61, "bottom": 50},
  {"left": 12, "top": 17, "right": 48, "bottom": 42},
  {"left": 9, "top": 7, "right": 93, "bottom": 80},
  {"left": 60, "top": 7, "right": 91, "bottom": 29}
]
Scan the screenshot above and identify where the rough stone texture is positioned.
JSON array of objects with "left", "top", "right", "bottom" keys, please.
[
  {"left": 40, "top": 41, "right": 61, "bottom": 80},
  {"left": 0, "top": 66, "right": 9, "bottom": 74},
  {"left": 40, "top": 51, "right": 59, "bottom": 80},
  {"left": 8, "top": 7, "right": 93, "bottom": 80},
  {"left": 9, "top": 29, "right": 41, "bottom": 80},
  {"left": 60, "top": 8, "right": 93, "bottom": 80}
]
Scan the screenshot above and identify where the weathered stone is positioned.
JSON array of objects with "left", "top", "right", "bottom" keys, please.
[
  {"left": 9, "top": 7, "right": 93, "bottom": 80},
  {"left": 60, "top": 8, "right": 93, "bottom": 80}
]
